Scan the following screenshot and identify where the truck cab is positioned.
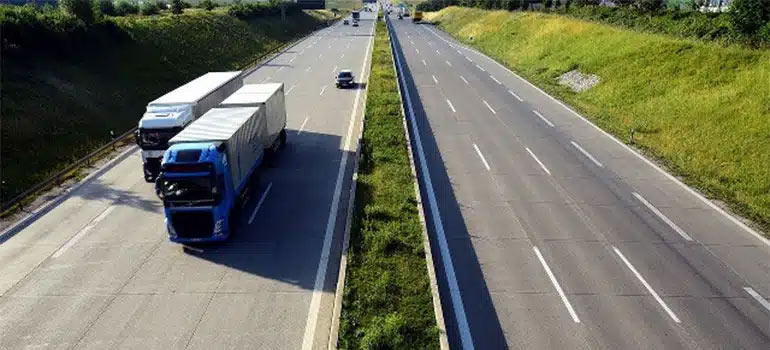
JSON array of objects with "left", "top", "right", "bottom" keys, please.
[{"left": 157, "top": 142, "right": 235, "bottom": 242}]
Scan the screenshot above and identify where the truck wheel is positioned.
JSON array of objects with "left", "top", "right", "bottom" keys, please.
[{"left": 279, "top": 129, "right": 287, "bottom": 149}]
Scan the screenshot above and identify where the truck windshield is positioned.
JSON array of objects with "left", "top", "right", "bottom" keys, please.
[
  {"left": 139, "top": 128, "right": 180, "bottom": 148},
  {"left": 160, "top": 176, "right": 215, "bottom": 204}
]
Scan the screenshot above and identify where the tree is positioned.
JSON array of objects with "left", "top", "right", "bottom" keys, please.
[
  {"left": 199, "top": 0, "right": 216, "bottom": 10},
  {"left": 97, "top": 0, "right": 116, "bottom": 16},
  {"left": 61, "top": 0, "right": 96, "bottom": 24},
  {"left": 730, "top": 0, "right": 770, "bottom": 35},
  {"left": 171, "top": 0, "right": 183, "bottom": 14},
  {"left": 140, "top": 1, "right": 160, "bottom": 15},
  {"left": 115, "top": 0, "right": 139, "bottom": 15}
]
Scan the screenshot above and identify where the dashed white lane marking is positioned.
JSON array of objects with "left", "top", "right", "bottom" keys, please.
[
  {"left": 341, "top": 53, "right": 345, "bottom": 59},
  {"left": 571, "top": 141, "right": 604, "bottom": 168},
  {"left": 533, "top": 110, "right": 554, "bottom": 127},
  {"left": 436, "top": 49, "right": 441, "bottom": 55},
  {"left": 632, "top": 192, "right": 693, "bottom": 241},
  {"left": 534, "top": 246, "right": 580, "bottom": 323},
  {"left": 473, "top": 143, "right": 491, "bottom": 171},
  {"left": 286, "top": 84, "right": 296, "bottom": 95},
  {"left": 53, "top": 205, "right": 115, "bottom": 258},
  {"left": 305, "top": 66, "right": 312, "bottom": 72},
  {"left": 432, "top": 75, "right": 438, "bottom": 84},
  {"left": 319, "top": 85, "right": 327, "bottom": 96},
  {"left": 490, "top": 75, "right": 502, "bottom": 85},
  {"left": 422, "top": 59, "right": 427, "bottom": 66},
  {"left": 416, "top": 48, "right": 420, "bottom": 54},
  {"left": 332, "top": 65, "right": 338, "bottom": 73},
  {"left": 248, "top": 182, "right": 273, "bottom": 225},
  {"left": 744, "top": 287, "right": 770, "bottom": 312},
  {"left": 298, "top": 116, "right": 310, "bottom": 135},
  {"left": 465, "top": 56, "right": 472, "bottom": 62},
  {"left": 482, "top": 100, "right": 496, "bottom": 115},
  {"left": 460, "top": 76, "right": 469, "bottom": 85},
  {"left": 508, "top": 90, "right": 523, "bottom": 102},
  {"left": 476, "top": 64, "right": 486, "bottom": 72},
  {"left": 613, "top": 246, "right": 682, "bottom": 323},
  {"left": 446, "top": 99, "right": 456, "bottom": 113},
  {"left": 526, "top": 147, "right": 551, "bottom": 176},
  {"left": 445, "top": 60, "right": 452, "bottom": 67}
]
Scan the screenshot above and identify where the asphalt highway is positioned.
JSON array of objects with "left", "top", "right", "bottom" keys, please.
[
  {"left": 389, "top": 14, "right": 770, "bottom": 350},
  {"left": 0, "top": 10, "right": 375, "bottom": 350}
]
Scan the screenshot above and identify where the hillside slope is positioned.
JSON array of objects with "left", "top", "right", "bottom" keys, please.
[
  {"left": 427, "top": 7, "right": 770, "bottom": 233},
  {"left": 1, "top": 10, "right": 334, "bottom": 202}
]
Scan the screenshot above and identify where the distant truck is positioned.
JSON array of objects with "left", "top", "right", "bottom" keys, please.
[
  {"left": 156, "top": 83, "right": 287, "bottom": 242},
  {"left": 352, "top": 10, "right": 360, "bottom": 21},
  {"left": 413, "top": 10, "right": 423, "bottom": 22},
  {"left": 136, "top": 72, "right": 242, "bottom": 182}
]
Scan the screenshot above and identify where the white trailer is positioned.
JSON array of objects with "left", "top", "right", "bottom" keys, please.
[
  {"left": 137, "top": 71, "right": 242, "bottom": 181},
  {"left": 218, "top": 83, "right": 287, "bottom": 151}
]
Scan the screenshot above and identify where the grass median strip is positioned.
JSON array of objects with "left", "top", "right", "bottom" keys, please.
[{"left": 339, "top": 20, "right": 440, "bottom": 349}]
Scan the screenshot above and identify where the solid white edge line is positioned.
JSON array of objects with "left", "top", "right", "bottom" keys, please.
[
  {"left": 446, "top": 99, "right": 456, "bottom": 113},
  {"left": 490, "top": 75, "right": 501, "bottom": 85},
  {"left": 473, "top": 143, "right": 491, "bottom": 171},
  {"left": 570, "top": 141, "right": 604, "bottom": 168},
  {"left": 526, "top": 147, "right": 551, "bottom": 176},
  {"left": 248, "top": 182, "right": 273, "bottom": 225},
  {"left": 298, "top": 116, "right": 310, "bottom": 135},
  {"left": 319, "top": 85, "right": 327, "bottom": 96},
  {"left": 533, "top": 110, "right": 554, "bottom": 127},
  {"left": 460, "top": 76, "right": 469, "bottom": 85},
  {"left": 508, "top": 90, "right": 523, "bottom": 102},
  {"left": 533, "top": 246, "right": 580, "bottom": 323},
  {"left": 52, "top": 205, "right": 115, "bottom": 258},
  {"left": 392, "top": 21, "right": 475, "bottom": 350},
  {"left": 613, "top": 246, "right": 682, "bottom": 323},
  {"left": 301, "top": 19, "right": 374, "bottom": 350},
  {"left": 632, "top": 192, "right": 693, "bottom": 241},
  {"left": 432, "top": 75, "right": 438, "bottom": 84},
  {"left": 482, "top": 100, "right": 496, "bottom": 115},
  {"left": 744, "top": 287, "right": 770, "bottom": 312},
  {"left": 426, "top": 25, "right": 770, "bottom": 249}
]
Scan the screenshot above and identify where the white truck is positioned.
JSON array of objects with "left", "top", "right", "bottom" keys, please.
[
  {"left": 136, "top": 71, "right": 242, "bottom": 182},
  {"left": 157, "top": 83, "right": 287, "bottom": 242}
]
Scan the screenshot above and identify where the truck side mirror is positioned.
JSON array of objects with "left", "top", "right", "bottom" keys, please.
[{"left": 155, "top": 176, "right": 164, "bottom": 199}]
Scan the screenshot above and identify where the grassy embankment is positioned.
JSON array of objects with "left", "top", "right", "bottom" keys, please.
[
  {"left": 0, "top": 9, "right": 335, "bottom": 205},
  {"left": 427, "top": 7, "right": 770, "bottom": 234},
  {"left": 339, "top": 20, "right": 440, "bottom": 349}
]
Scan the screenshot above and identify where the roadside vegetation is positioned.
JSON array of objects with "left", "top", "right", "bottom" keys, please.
[
  {"left": 426, "top": 7, "right": 770, "bottom": 233},
  {"left": 339, "top": 19, "right": 440, "bottom": 350},
  {"left": 0, "top": 2, "right": 336, "bottom": 205},
  {"left": 418, "top": 0, "right": 770, "bottom": 47}
]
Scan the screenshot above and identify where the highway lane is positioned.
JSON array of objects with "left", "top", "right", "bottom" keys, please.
[
  {"left": 0, "top": 11, "right": 375, "bottom": 350},
  {"left": 389, "top": 15, "right": 770, "bottom": 349}
]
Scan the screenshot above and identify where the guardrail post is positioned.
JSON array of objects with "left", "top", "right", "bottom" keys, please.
[{"left": 110, "top": 131, "right": 116, "bottom": 151}]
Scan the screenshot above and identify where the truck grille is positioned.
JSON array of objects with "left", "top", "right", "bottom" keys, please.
[{"left": 171, "top": 211, "right": 213, "bottom": 238}]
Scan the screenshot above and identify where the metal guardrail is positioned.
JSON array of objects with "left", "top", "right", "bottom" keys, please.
[{"left": 0, "top": 18, "right": 337, "bottom": 215}]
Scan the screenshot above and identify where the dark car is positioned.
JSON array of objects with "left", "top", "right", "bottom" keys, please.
[
  {"left": 336, "top": 70, "right": 355, "bottom": 88},
  {"left": 343, "top": 19, "right": 349, "bottom": 25}
]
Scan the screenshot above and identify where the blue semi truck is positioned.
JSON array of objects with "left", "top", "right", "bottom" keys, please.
[{"left": 156, "top": 83, "right": 287, "bottom": 242}]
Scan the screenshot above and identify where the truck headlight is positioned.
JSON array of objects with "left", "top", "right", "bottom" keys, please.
[{"left": 213, "top": 219, "right": 224, "bottom": 235}]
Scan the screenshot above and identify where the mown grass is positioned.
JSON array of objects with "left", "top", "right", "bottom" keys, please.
[
  {"left": 339, "top": 19, "right": 440, "bottom": 350},
  {"left": 0, "top": 10, "right": 335, "bottom": 202},
  {"left": 427, "top": 7, "right": 770, "bottom": 234}
]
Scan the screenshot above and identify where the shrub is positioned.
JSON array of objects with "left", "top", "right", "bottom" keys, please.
[
  {"left": 544, "top": 0, "right": 553, "bottom": 9},
  {"left": 198, "top": 0, "right": 216, "bottom": 10},
  {"left": 61, "top": 0, "right": 96, "bottom": 24},
  {"left": 636, "top": 0, "right": 665, "bottom": 12},
  {"left": 730, "top": 0, "right": 770, "bottom": 35},
  {"left": 171, "top": 0, "right": 183, "bottom": 14},
  {"left": 140, "top": 1, "right": 161, "bottom": 15},
  {"left": 97, "top": 0, "right": 116, "bottom": 16},
  {"left": 115, "top": 0, "right": 139, "bottom": 15}
]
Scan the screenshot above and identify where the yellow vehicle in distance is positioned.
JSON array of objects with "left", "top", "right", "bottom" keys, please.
[{"left": 412, "top": 10, "right": 423, "bottom": 22}]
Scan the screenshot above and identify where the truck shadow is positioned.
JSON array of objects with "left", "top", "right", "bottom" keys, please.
[
  {"left": 390, "top": 21, "right": 511, "bottom": 350},
  {"left": 179, "top": 129, "right": 352, "bottom": 294}
]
